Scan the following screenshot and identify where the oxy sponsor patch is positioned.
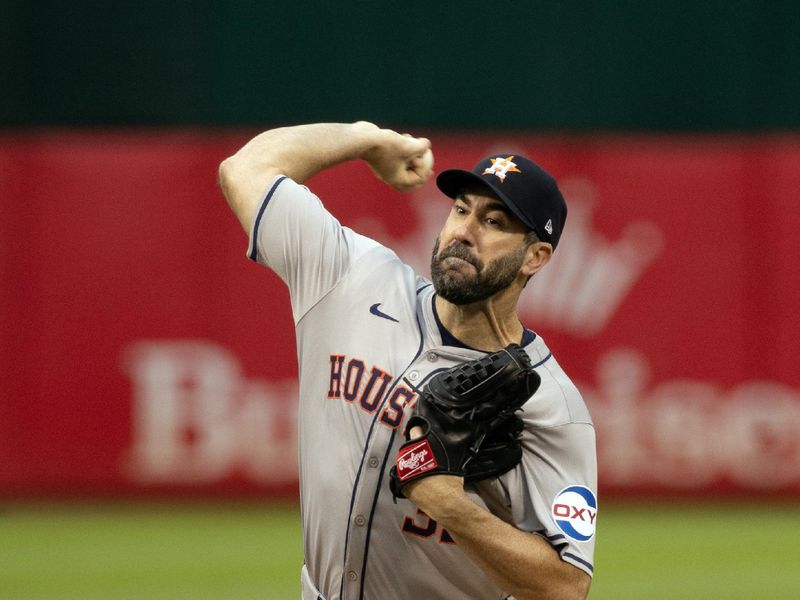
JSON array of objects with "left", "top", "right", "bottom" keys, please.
[{"left": 551, "top": 485, "right": 597, "bottom": 542}]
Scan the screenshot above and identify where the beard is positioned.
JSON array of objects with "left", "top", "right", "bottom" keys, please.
[{"left": 430, "top": 237, "right": 527, "bottom": 305}]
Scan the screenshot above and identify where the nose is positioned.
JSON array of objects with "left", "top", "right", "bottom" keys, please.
[{"left": 452, "top": 215, "right": 478, "bottom": 246}]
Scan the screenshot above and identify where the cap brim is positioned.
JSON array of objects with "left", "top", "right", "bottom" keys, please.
[{"left": 435, "top": 169, "right": 536, "bottom": 232}]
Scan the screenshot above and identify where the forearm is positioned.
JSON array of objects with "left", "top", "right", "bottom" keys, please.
[
  {"left": 406, "top": 478, "right": 590, "bottom": 600},
  {"left": 218, "top": 121, "right": 381, "bottom": 230}
]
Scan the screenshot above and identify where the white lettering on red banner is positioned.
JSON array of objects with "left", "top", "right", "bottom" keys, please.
[
  {"left": 586, "top": 348, "right": 800, "bottom": 490},
  {"left": 122, "top": 340, "right": 297, "bottom": 484}
]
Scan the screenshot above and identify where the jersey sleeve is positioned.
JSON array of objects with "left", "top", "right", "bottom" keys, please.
[
  {"left": 470, "top": 416, "right": 597, "bottom": 579},
  {"left": 246, "top": 175, "right": 381, "bottom": 322},
  {"left": 516, "top": 422, "right": 598, "bottom": 577}
]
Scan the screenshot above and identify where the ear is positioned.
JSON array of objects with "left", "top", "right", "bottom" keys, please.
[{"left": 520, "top": 242, "right": 553, "bottom": 277}]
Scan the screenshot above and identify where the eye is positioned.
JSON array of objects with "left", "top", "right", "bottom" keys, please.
[{"left": 485, "top": 215, "right": 506, "bottom": 228}]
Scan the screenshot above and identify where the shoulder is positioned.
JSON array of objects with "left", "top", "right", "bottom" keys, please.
[
  {"left": 522, "top": 336, "right": 592, "bottom": 427},
  {"left": 260, "top": 175, "right": 323, "bottom": 217}
]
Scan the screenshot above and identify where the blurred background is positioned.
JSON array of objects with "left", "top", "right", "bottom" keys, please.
[{"left": 2, "top": 1, "right": 799, "bottom": 599}]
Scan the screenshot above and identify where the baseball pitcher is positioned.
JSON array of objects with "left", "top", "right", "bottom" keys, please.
[{"left": 218, "top": 122, "right": 597, "bottom": 600}]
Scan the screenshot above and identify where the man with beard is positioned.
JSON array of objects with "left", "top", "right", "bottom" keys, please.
[{"left": 219, "top": 122, "right": 596, "bottom": 600}]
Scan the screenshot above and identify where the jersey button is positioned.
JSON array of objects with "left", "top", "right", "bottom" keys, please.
[
  {"left": 354, "top": 515, "right": 366, "bottom": 527},
  {"left": 347, "top": 570, "right": 358, "bottom": 582},
  {"left": 368, "top": 456, "right": 379, "bottom": 468},
  {"left": 426, "top": 352, "right": 438, "bottom": 362},
  {"left": 408, "top": 371, "right": 420, "bottom": 381}
]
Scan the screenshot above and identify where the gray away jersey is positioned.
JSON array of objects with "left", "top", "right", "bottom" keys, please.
[{"left": 247, "top": 175, "right": 598, "bottom": 600}]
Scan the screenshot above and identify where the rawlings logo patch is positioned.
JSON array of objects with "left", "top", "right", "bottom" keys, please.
[{"left": 396, "top": 440, "right": 438, "bottom": 481}]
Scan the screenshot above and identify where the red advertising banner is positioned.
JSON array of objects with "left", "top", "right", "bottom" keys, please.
[{"left": 1, "top": 131, "right": 799, "bottom": 498}]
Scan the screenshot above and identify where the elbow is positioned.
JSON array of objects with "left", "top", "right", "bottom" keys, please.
[
  {"left": 558, "top": 558, "right": 591, "bottom": 600},
  {"left": 524, "top": 583, "right": 590, "bottom": 600},
  {"left": 217, "top": 155, "right": 237, "bottom": 201},
  {"left": 558, "top": 567, "right": 591, "bottom": 600},
  {"left": 217, "top": 154, "right": 250, "bottom": 213},
  {"left": 560, "top": 571, "right": 591, "bottom": 600},
  {"left": 518, "top": 567, "right": 591, "bottom": 600},
  {"left": 574, "top": 576, "right": 591, "bottom": 600},
  {"left": 217, "top": 155, "right": 253, "bottom": 232}
]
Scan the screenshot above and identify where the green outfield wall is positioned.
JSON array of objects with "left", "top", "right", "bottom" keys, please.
[{"left": 2, "top": 0, "right": 799, "bottom": 129}]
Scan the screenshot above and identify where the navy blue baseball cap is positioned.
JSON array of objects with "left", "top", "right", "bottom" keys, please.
[{"left": 436, "top": 154, "right": 568, "bottom": 248}]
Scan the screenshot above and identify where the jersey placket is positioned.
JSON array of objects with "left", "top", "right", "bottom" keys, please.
[
  {"left": 339, "top": 349, "right": 454, "bottom": 599},
  {"left": 339, "top": 414, "right": 394, "bottom": 599}
]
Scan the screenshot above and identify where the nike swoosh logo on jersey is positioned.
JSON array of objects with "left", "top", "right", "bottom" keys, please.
[{"left": 369, "top": 303, "right": 399, "bottom": 323}]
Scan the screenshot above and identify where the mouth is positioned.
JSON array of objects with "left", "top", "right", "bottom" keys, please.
[{"left": 442, "top": 256, "right": 477, "bottom": 270}]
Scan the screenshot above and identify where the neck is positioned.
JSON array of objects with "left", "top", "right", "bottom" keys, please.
[{"left": 434, "top": 289, "right": 523, "bottom": 352}]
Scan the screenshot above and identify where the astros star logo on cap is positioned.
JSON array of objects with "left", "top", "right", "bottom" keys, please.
[{"left": 482, "top": 156, "right": 522, "bottom": 183}]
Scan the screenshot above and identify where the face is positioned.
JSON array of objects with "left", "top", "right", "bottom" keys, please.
[{"left": 430, "top": 191, "right": 531, "bottom": 305}]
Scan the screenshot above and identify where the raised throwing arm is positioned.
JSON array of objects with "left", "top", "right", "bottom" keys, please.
[{"left": 217, "top": 121, "right": 433, "bottom": 231}]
